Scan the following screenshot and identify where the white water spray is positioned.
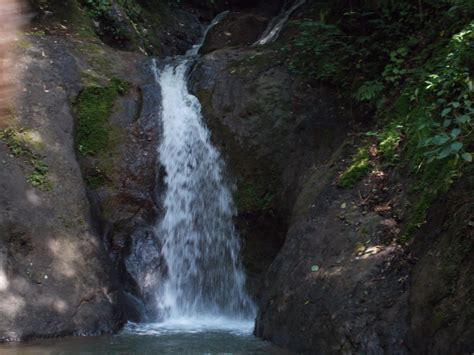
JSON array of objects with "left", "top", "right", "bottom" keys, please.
[{"left": 151, "top": 14, "right": 255, "bottom": 324}]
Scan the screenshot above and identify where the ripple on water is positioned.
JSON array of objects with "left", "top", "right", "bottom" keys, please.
[{"left": 0, "top": 318, "right": 286, "bottom": 354}]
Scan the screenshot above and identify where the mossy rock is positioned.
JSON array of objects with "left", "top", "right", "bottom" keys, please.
[{"left": 74, "top": 77, "right": 130, "bottom": 188}]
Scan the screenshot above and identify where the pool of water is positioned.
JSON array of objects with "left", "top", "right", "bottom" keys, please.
[{"left": 0, "top": 318, "right": 286, "bottom": 354}]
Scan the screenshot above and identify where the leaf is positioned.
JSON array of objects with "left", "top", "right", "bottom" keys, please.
[
  {"left": 441, "top": 107, "right": 452, "bottom": 117},
  {"left": 432, "top": 134, "right": 449, "bottom": 145},
  {"left": 420, "top": 138, "right": 432, "bottom": 147},
  {"left": 443, "top": 119, "right": 452, "bottom": 127},
  {"left": 456, "top": 115, "right": 470, "bottom": 124},
  {"left": 450, "top": 128, "right": 461, "bottom": 138},
  {"left": 450, "top": 142, "right": 463, "bottom": 152},
  {"left": 462, "top": 152, "right": 472, "bottom": 162},
  {"left": 437, "top": 146, "right": 452, "bottom": 159}
]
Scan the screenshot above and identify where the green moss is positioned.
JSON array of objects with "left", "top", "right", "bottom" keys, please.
[
  {"left": 75, "top": 77, "right": 129, "bottom": 156},
  {"left": 0, "top": 128, "right": 52, "bottom": 191},
  {"left": 78, "top": 42, "right": 114, "bottom": 75},
  {"left": 337, "top": 148, "right": 372, "bottom": 188},
  {"left": 74, "top": 77, "right": 130, "bottom": 189},
  {"left": 27, "top": 159, "right": 52, "bottom": 191}
]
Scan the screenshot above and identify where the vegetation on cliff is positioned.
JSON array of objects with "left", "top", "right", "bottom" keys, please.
[
  {"left": 281, "top": 0, "right": 473, "bottom": 239},
  {"left": 0, "top": 127, "right": 51, "bottom": 190}
]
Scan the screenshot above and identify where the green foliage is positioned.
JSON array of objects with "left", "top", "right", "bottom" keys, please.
[
  {"left": 284, "top": 0, "right": 472, "bottom": 238},
  {"left": 27, "top": 159, "right": 50, "bottom": 189},
  {"left": 366, "top": 125, "right": 403, "bottom": 163},
  {"left": 337, "top": 148, "right": 372, "bottom": 188},
  {"left": 416, "top": 21, "right": 474, "bottom": 163},
  {"left": 117, "top": 0, "right": 142, "bottom": 22},
  {"left": 80, "top": 0, "right": 146, "bottom": 49},
  {"left": 353, "top": 80, "right": 384, "bottom": 102},
  {"left": 75, "top": 77, "right": 129, "bottom": 156},
  {"left": 82, "top": 0, "right": 112, "bottom": 18},
  {"left": 382, "top": 47, "right": 409, "bottom": 85},
  {"left": 284, "top": 20, "right": 354, "bottom": 82},
  {"left": 0, "top": 128, "right": 52, "bottom": 191}
]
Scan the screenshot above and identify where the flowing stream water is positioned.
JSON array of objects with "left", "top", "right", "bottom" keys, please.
[
  {"left": 0, "top": 12, "right": 287, "bottom": 355},
  {"left": 254, "top": 0, "right": 306, "bottom": 45},
  {"left": 153, "top": 57, "right": 255, "bottom": 321}
]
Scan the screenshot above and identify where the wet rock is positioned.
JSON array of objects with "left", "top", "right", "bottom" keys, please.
[
  {"left": 200, "top": 12, "right": 268, "bottom": 55},
  {"left": 408, "top": 179, "right": 474, "bottom": 354},
  {"left": 190, "top": 47, "right": 350, "bottom": 306}
]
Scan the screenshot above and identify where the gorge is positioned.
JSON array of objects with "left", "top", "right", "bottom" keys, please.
[{"left": 0, "top": 0, "right": 473, "bottom": 354}]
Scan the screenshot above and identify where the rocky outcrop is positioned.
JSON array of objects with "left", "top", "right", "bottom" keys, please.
[
  {"left": 0, "top": 34, "right": 139, "bottom": 340},
  {"left": 190, "top": 13, "right": 474, "bottom": 354},
  {"left": 408, "top": 179, "right": 474, "bottom": 354},
  {"left": 190, "top": 46, "right": 351, "bottom": 300},
  {"left": 200, "top": 13, "right": 268, "bottom": 55},
  {"left": 29, "top": 0, "right": 202, "bottom": 56}
]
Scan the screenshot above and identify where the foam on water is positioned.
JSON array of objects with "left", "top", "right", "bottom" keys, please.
[{"left": 125, "top": 316, "right": 255, "bottom": 336}]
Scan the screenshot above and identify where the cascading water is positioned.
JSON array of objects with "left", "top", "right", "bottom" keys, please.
[
  {"left": 254, "top": 0, "right": 306, "bottom": 46},
  {"left": 150, "top": 14, "right": 255, "bottom": 325}
]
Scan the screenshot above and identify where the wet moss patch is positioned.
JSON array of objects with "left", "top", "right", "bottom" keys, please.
[
  {"left": 75, "top": 77, "right": 129, "bottom": 156},
  {"left": 0, "top": 128, "right": 52, "bottom": 191},
  {"left": 74, "top": 77, "right": 130, "bottom": 188}
]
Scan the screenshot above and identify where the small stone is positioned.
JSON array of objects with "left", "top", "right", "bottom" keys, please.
[{"left": 311, "top": 265, "right": 320, "bottom": 272}]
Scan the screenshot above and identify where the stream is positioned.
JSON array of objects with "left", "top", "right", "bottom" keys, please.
[{"left": 0, "top": 321, "right": 285, "bottom": 354}]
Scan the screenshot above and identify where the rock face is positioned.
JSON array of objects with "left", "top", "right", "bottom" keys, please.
[
  {"left": 199, "top": 13, "right": 268, "bottom": 55},
  {"left": 191, "top": 11, "right": 474, "bottom": 354},
  {"left": 408, "top": 180, "right": 474, "bottom": 354},
  {"left": 190, "top": 46, "right": 351, "bottom": 301},
  {"left": 0, "top": 35, "right": 137, "bottom": 340}
]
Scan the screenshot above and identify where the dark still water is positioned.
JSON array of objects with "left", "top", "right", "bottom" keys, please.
[{"left": 0, "top": 318, "right": 288, "bottom": 354}]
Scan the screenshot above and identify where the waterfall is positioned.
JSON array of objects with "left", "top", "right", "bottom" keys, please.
[
  {"left": 254, "top": 0, "right": 306, "bottom": 46},
  {"left": 150, "top": 14, "right": 255, "bottom": 322},
  {"left": 186, "top": 11, "right": 229, "bottom": 56}
]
